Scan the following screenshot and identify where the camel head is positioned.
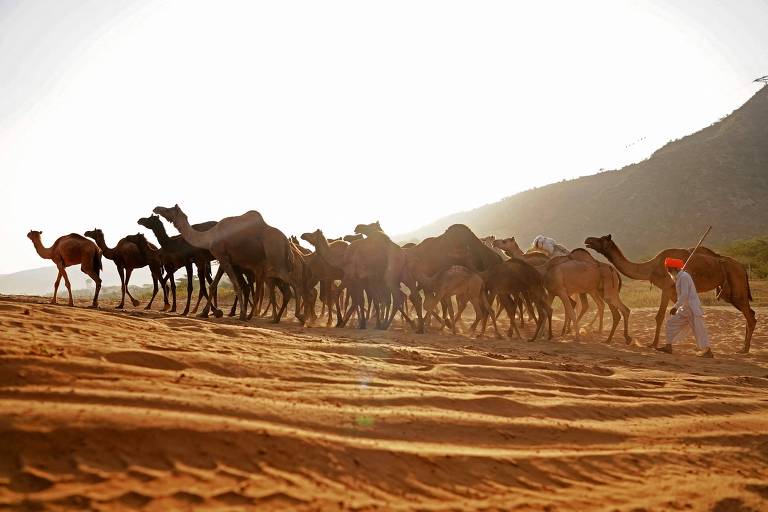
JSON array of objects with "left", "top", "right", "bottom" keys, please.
[
  {"left": 84, "top": 229, "right": 103, "bottom": 240},
  {"left": 300, "top": 229, "right": 324, "bottom": 247},
  {"left": 492, "top": 237, "right": 519, "bottom": 252},
  {"left": 153, "top": 204, "right": 186, "bottom": 225},
  {"left": 354, "top": 221, "right": 383, "bottom": 236},
  {"left": 138, "top": 214, "right": 163, "bottom": 231},
  {"left": 584, "top": 234, "right": 614, "bottom": 256},
  {"left": 26, "top": 230, "right": 42, "bottom": 241}
]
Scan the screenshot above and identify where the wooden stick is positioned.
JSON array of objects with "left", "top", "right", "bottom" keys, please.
[{"left": 681, "top": 225, "right": 713, "bottom": 271}]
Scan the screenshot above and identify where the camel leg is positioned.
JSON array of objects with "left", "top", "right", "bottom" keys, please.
[
  {"left": 200, "top": 266, "right": 225, "bottom": 318},
  {"left": 603, "top": 303, "right": 620, "bottom": 343},
  {"left": 179, "top": 263, "right": 192, "bottom": 315},
  {"left": 60, "top": 266, "right": 74, "bottom": 306},
  {"left": 731, "top": 296, "right": 756, "bottom": 354},
  {"left": 617, "top": 300, "right": 632, "bottom": 344},
  {"left": 650, "top": 287, "right": 672, "bottom": 348},
  {"left": 560, "top": 292, "right": 580, "bottom": 340},
  {"left": 124, "top": 268, "right": 141, "bottom": 308},
  {"left": 51, "top": 269, "right": 62, "bottom": 305},
  {"left": 499, "top": 294, "right": 521, "bottom": 338},
  {"left": 191, "top": 262, "right": 208, "bottom": 315},
  {"left": 115, "top": 265, "right": 126, "bottom": 309},
  {"left": 166, "top": 270, "right": 177, "bottom": 312},
  {"left": 144, "top": 269, "right": 160, "bottom": 310},
  {"left": 84, "top": 268, "right": 101, "bottom": 308}
]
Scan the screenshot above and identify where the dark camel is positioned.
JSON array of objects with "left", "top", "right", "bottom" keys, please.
[
  {"left": 478, "top": 258, "right": 552, "bottom": 341},
  {"left": 138, "top": 215, "right": 216, "bottom": 315},
  {"left": 123, "top": 234, "right": 174, "bottom": 311},
  {"left": 84, "top": 229, "right": 167, "bottom": 310},
  {"left": 585, "top": 234, "right": 756, "bottom": 353},
  {"left": 27, "top": 231, "right": 102, "bottom": 307},
  {"left": 153, "top": 205, "right": 300, "bottom": 324}
]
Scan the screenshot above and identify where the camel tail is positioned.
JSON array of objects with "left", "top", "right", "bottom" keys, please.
[{"left": 93, "top": 250, "right": 103, "bottom": 273}]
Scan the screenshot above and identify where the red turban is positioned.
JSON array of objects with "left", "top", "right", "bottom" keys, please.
[{"left": 664, "top": 257, "right": 684, "bottom": 269}]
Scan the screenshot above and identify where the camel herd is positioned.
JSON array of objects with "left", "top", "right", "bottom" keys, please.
[{"left": 26, "top": 205, "right": 757, "bottom": 353}]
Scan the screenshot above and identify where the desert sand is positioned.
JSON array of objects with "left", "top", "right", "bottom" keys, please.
[{"left": 1, "top": 296, "right": 767, "bottom": 511}]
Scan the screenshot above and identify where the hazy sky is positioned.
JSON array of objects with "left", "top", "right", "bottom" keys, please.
[{"left": 2, "top": 0, "right": 767, "bottom": 274}]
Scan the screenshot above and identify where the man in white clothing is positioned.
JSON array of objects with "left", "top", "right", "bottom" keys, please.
[{"left": 656, "top": 257, "right": 714, "bottom": 358}]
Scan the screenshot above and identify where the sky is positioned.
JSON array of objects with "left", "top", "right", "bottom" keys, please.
[{"left": 1, "top": 0, "right": 767, "bottom": 274}]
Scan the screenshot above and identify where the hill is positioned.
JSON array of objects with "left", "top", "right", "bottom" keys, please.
[
  {"left": 0, "top": 265, "right": 153, "bottom": 295},
  {"left": 402, "top": 86, "right": 768, "bottom": 258}
]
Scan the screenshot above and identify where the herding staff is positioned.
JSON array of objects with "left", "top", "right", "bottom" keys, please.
[{"left": 681, "top": 225, "right": 713, "bottom": 272}]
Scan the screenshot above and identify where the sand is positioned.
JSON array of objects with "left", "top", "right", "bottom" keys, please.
[{"left": 0, "top": 296, "right": 767, "bottom": 511}]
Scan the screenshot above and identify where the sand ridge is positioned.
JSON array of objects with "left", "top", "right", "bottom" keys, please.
[{"left": 0, "top": 296, "right": 767, "bottom": 511}]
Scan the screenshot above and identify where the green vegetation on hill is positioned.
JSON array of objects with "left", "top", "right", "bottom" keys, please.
[
  {"left": 403, "top": 86, "right": 768, "bottom": 259},
  {"left": 721, "top": 235, "right": 768, "bottom": 279}
]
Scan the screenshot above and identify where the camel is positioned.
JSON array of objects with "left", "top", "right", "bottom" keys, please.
[
  {"left": 342, "top": 222, "right": 423, "bottom": 332},
  {"left": 123, "top": 234, "right": 175, "bottom": 311},
  {"left": 585, "top": 234, "right": 756, "bottom": 352},
  {"left": 544, "top": 249, "right": 631, "bottom": 343},
  {"left": 153, "top": 205, "right": 300, "bottom": 324},
  {"left": 138, "top": 215, "right": 216, "bottom": 315},
  {"left": 420, "top": 265, "right": 501, "bottom": 338},
  {"left": 494, "top": 236, "right": 606, "bottom": 333},
  {"left": 27, "top": 231, "right": 102, "bottom": 307},
  {"left": 298, "top": 232, "right": 348, "bottom": 327},
  {"left": 84, "top": 229, "right": 167, "bottom": 310},
  {"left": 478, "top": 258, "right": 552, "bottom": 341}
]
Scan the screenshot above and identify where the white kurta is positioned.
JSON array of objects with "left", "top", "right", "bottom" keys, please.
[{"left": 665, "top": 270, "right": 710, "bottom": 349}]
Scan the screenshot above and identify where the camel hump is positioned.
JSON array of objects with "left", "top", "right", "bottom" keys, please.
[
  {"left": 545, "top": 254, "right": 572, "bottom": 269},
  {"left": 568, "top": 248, "right": 597, "bottom": 264},
  {"left": 689, "top": 246, "right": 721, "bottom": 258},
  {"left": 65, "top": 233, "right": 91, "bottom": 242}
]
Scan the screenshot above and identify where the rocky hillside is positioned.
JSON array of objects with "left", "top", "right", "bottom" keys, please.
[{"left": 403, "top": 86, "right": 768, "bottom": 258}]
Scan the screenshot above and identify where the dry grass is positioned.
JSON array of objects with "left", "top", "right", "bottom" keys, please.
[{"left": 618, "top": 279, "right": 768, "bottom": 308}]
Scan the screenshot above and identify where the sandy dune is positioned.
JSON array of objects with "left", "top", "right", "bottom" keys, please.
[{"left": 1, "top": 296, "right": 767, "bottom": 511}]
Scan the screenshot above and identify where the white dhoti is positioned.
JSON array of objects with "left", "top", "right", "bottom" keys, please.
[{"left": 665, "top": 309, "right": 710, "bottom": 350}]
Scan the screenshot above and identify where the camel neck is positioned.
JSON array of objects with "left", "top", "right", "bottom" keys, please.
[
  {"left": 93, "top": 234, "right": 116, "bottom": 260},
  {"left": 30, "top": 237, "right": 53, "bottom": 260},
  {"left": 603, "top": 244, "right": 654, "bottom": 281},
  {"left": 149, "top": 223, "right": 172, "bottom": 247},
  {"left": 172, "top": 214, "right": 212, "bottom": 250}
]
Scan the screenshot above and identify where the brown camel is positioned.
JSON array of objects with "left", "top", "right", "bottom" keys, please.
[
  {"left": 421, "top": 265, "right": 501, "bottom": 338},
  {"left": 138, "top": 215, "right": 216, "bottom": 315},
  {"left": 585, "top": 234, "right": 756, "bottom": 352},
  {"left": 342, "top": 222, "right": 423, "bottom": 332},
  {"left": 84, "top": 229, "right": 167, "bottom": 310},
  {"left": 544, "top": 249, "right": 631, "bottom": 344},
  {"left": 493, "top": 236, "right": 604, "bottom": 333},
  {"left": 342, "top": 233, "right": 364, "bottom": 243},
  {"left": 299, "top": 232, "right": 348, "bottom": 327},
  {"left": 153, "top": 205, "right": 300, "bottom": 324},
  {"left": 27, "top": 231, "right": 102, "bottom": 307}
]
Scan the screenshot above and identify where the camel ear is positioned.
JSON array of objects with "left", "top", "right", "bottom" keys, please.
[{"left": 607, "top": 234, "right": 612, "bottom": 241}]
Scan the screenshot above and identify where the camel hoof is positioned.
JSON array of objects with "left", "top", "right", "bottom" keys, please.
[
  {"left": 625, "top": 337, "right": 633, "bottom": 345},
  {"left": 647, "top": 342, "right": 659, "bottom": 349},
  {"left": 131, "top": 299, "right": 141, "bottom": 307},
  {"left": 115, "top": 304, "right": 124, "bottom": 309},
  {"left": 737, "top": 347, "right": 750, "bottom": 354},
  {"left": 213, "top": 309, "right": 224, "bottom": 319},
  {"left": 87, "top": 304, "right": 98, "bottom": 309}
]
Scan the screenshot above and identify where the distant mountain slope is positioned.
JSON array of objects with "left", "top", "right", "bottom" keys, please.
[
  {"left": 0, "top": 265, "right": 153, "bottom": 295},
  {"left": 403, "top": 86, "right": 768, "bottom": 258}
]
